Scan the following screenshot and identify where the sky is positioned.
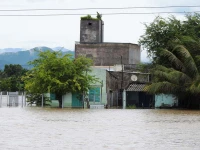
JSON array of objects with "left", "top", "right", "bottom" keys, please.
[{"left": 0, "top": 0, "right": 200, "bottom": 62}]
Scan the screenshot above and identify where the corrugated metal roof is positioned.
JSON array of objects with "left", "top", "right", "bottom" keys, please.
[{"left": 126, "top": 83, "right": 146, "bottom": 92}]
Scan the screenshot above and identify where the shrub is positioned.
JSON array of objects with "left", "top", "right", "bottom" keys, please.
[{"left": 127, "top": 105, "right": 137, "bottom": 109}]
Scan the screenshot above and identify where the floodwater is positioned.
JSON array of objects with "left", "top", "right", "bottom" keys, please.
[{"left": 0, "top": 107, "right": 200, "bottom": 150}]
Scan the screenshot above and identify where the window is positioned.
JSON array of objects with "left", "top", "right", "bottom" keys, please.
[{"left": 89, "top": 87, "right": 100, "bottom": 102}]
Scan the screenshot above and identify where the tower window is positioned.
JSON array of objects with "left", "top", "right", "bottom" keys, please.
[{"left": 88, "top": 22, "right": 92, "bottom": 26}]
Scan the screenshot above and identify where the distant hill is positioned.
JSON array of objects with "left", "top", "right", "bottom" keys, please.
[
  {"left": 0, "top": 48, "right": 26, "bottom": 54},
  {"left": 52, "top": 47, "right": 71, "bottom": 52},
  {"left": 0, "top": 47, "right": 74, "bottom": 70}
]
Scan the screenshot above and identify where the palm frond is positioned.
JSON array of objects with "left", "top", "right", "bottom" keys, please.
[
  {"left": 189, "top": 76, "right": 200, "bottom": 94},
  {"left": 173, "top": 45, "right": 199, "bottom": 78},
  {"left": 160, "top": 48, "right": 186, "bottom": 71},
  {"left": 153, "top": 66, "right": 192, "bottom": 85},
  {"left": 145, "top": 81, "right": 182, "bottom": 94}
]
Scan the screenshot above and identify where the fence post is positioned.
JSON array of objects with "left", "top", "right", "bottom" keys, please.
[
  {"left": 7, "top": 92, "right": 9, "bottom": 107},
  {"left": 0, "top": 92, "right": 2, "bottom": 107},
  {"left": 22, "top": 92, "right": 23, "bottom": 107},
  {"left": 41, "top": 94, "right": 44, "bottom": 107},
  {"left": 24, "top": 91, "right": 26, "bottom": 107}
]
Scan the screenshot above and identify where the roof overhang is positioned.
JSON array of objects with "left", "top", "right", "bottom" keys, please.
[{"left": 126, "top": 83, "right": 146, "bottom": 92}]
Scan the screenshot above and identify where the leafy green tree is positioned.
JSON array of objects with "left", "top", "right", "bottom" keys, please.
[
  {"left": 139, "top": 13, "right": 200, "bottom": 65},
  {"left": 139, "top": 14, "right": 200, "bottom": 108},
  {"left": 0, "top": 64, "right": 28, "bottom": 91},
  {"left": 23, "top": 50, "right": 97, "bottom": 108},
  {"left": 4, "top": 64, "right": 26, "bottom": 77},
  {"left": 0, "top": 78, "right": 12, "bottom": 91},
  {"left": 146, "top": 43, "right": 200, "bottom": 108}
]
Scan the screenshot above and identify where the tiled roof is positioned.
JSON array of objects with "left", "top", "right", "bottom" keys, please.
[{"left": 126, "top": 83, "right": 146, "bottom": 92}]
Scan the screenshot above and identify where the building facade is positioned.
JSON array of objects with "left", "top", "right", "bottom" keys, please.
[
  {"left": 75, "top": 19, "right": 141, "bottom": 66},
  {"left": 74, "top": 17, "right": 152, "bottom": 109},
  {"left": 75, "top": 43, "right": 140, "bottom": 66},
  {"left": 50, "top": 67, "right": 107, "bottom": 108},
  {"left": 80, "top": 19, "right": 104, "bottom": 43}
]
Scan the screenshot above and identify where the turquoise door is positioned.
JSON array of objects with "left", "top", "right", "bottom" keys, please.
[{"left": 72, "top": 93, "right": 83, "bottom": 108}]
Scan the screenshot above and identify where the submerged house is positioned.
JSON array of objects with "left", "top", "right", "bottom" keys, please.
[
  {"left": 50, "top": 15, "right": 153, "bottom": 108},
  {"left": 106, "top": 65, "right": 154, "bottom": 108},
  {"left": 50, "top": 67, "right": 107, "bottom": 108},
  {"left": 75, "top": 15, "right": 149, "bottom": 108}
]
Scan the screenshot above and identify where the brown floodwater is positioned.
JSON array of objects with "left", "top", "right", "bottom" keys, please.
[{"left": 0, "top": 107, "right": 200, "bottom": 150}]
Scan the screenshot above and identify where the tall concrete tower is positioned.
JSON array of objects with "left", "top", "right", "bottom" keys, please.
[
  {"left": 76, "top": 16, "right": 141, "bottom": 66},
  {"left": 80, "top": 19, "right": 104, "bottom": 43}
]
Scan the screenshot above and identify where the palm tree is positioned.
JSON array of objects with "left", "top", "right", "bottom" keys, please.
[{"left": 146, "top": 44, "right": 200, "bottom": 108}]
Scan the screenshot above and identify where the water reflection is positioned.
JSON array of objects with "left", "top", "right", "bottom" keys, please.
[{"left": 0, "top": 108, "right": 200, "bottom": 150}]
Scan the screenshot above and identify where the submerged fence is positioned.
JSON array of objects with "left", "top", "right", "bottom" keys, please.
[{"left": 0, "top": 91, "right": 26, "bottom": 107}]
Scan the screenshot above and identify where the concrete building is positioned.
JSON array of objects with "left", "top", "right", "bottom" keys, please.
[
  {"left": 75, "top": 43, "right": 140, "bottom": 66},
  {"left": 74, "top": 17, "right": 153, "bottom": 109},
  {"left": 49, "top": 67, "right": 107, "bottom": 108},
  {"left": 75, "top": 18, "right": 141, "bottom": 66},
  {"left": 80, "top": 19, "right": 104, "bottom": 43},
  {"left": 106, "top": 68, "right": 154, "bottom": 108}
]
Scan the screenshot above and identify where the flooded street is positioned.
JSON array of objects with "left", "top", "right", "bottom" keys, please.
[{"left": 0, "top": 108, "right": 200, "bottom": 150}]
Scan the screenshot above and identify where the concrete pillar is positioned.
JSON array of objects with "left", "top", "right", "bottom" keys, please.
[
  {"left": 22, "top": 92, "right": 23, "bottom": 107},
  {"left": 123, "top": 90, "right": 126, "bottom": 109},
  {"left": 7, "top": 92, "right": 9, "bottom": 107}
]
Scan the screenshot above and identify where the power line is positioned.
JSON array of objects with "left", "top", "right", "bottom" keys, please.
[
  {"left": 0, "top": 11, "right": 199, "bottom": 16},
  {"left": 0, "top": 5, "right": 200, "bottom": 11},
  {"left": 99, "top": 11, "right": 200, "bottom": 15}
]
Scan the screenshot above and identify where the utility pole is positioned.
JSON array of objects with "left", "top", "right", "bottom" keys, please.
[
  {"left": 120, "top": 55, "right": 124, "bottom": 107},
  {"left": 121, "top": 56, "right": 123, "bottom": 89}
]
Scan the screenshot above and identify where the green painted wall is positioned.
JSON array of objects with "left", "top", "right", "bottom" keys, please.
[
  {"left": 51, "top": 100, "right": 59, "bottom": 107},
  {"left": 89, "top": 67, "right": 107, "bottom": 105},
  {"left": 46, "top": 67, "right": 107, "bottom": 108},
  {"left": 63, "top": 93, "right": 72, "bottom": 107}
]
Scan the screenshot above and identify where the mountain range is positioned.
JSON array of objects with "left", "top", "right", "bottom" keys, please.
[{"left": 0, "top": 47, "right": 74, "bottom": 70}]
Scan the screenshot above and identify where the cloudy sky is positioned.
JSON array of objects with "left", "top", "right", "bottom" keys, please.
[{"left": 0, "top": 0, "right": 200, "bottom": 62}]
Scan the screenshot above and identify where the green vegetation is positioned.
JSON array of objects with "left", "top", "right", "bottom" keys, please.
[
  {"left": 26, "top": 93, "right": 51, "bottom": 107},
  {"left": 140, "top": 13, "right": 200, "bottom": 108},
  {"left": 145, "top": 44, "right": 200, "bottom": 108},
  {"left": 81, "top": 12, "right": 102, "bottom": 20},
  {"left": 23, "top": 50, "right": 98, "bottom": 108},
  {"left": 126, "top": 105, "right": 137, "bottom": 109},
  {"left": 139, "top": 13, "right": 200, "bottom": 65},
  {"left": 0, "top": 64, "right": 28, "bottom": 91}
]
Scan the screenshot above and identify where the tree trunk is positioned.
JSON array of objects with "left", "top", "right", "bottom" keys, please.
[{"left": 56, "top": 93, "right": 63, "bottom": 108}]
